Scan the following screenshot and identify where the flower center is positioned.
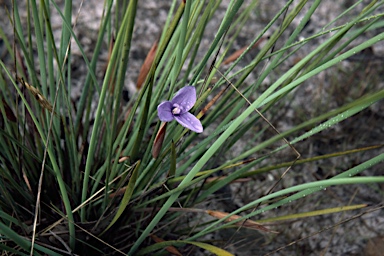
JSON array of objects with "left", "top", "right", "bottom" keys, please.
[
  {"left": 172, "top": 107, "right": 181, "bottom": 115},
  {"left": 172, "top": 103, "right": 182, "bottom": 115}
]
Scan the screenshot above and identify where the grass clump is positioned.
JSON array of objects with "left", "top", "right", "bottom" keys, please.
[{"left": 0, "top": 0, "right": 383, "bottom": 255}]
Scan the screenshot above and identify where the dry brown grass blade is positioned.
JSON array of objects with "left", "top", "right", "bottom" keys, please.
[
  {"left": 107, "top": 34, "right": 115, "bottom": 71},
  {"left": 222, "top": 37, "right": 266, "bottom": 65},
  {"left": 111, "top": 156, "right": 131, "bottom": 164},
  {"left": 150, "top": 234, "right": 183, "bottom": 256},
  {"left": 16, "top": 76, "right": 56, "bottom": 115},
  {"left": 109, "top": 186, "right": 126, "bottom": 198},
  {"left": 22, "top": 168, "right": 33, "bottom": 193},
  {"left": 118, "top": 156, "right": 130, "bottom": 163},
  {"left": 198, "top": 86, "right": 227, "bottom": 117},
  {"left": 152, "top": 122, "right": 167, "bottom": 158},
  {"left": 206, "top": 210, "right": 278, "bottom": 233},
  {"left": 136, "top": 40, "right": 158, "bottom": 89},
  {"left": 106, "top": 34, "right": 116, "bottom": 93}
]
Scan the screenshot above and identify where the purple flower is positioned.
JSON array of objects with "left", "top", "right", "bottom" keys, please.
[{"left": 157, "top": 86, "right": 203, "bottom": 133}]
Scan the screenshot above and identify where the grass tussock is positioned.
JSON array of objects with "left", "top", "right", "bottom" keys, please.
[{"left": 0, "top": 0, "right": 384, "bottom": 255}]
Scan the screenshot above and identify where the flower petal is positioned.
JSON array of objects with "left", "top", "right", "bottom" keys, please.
[
  {"left": 157, "top": 101, "right": 174, "bottom": 122},
  {"left": 171, "top": 86, "right": 196, "bottom": 112},
  {"left": 174, "top": 112, "right": 203, "bottom": 133}
]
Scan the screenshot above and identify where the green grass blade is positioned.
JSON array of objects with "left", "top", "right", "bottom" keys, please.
[
  {"left": 0, "top": 221, "right": 62, "bottom": 255},
  {"left": 258, "top": 204, "right": 367, "bottom": 223},
  {"left": 100, "top": 161, "right": 140, "bottom": 235},
  {"left": 1, "top": 61, "right": 76, "bottom": 249},
  {"left": 188, "top": 154, "right": 384, "bottom": 240},
  {"left": 80, "top": 0, "right": 138, "bottom": 220}
]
